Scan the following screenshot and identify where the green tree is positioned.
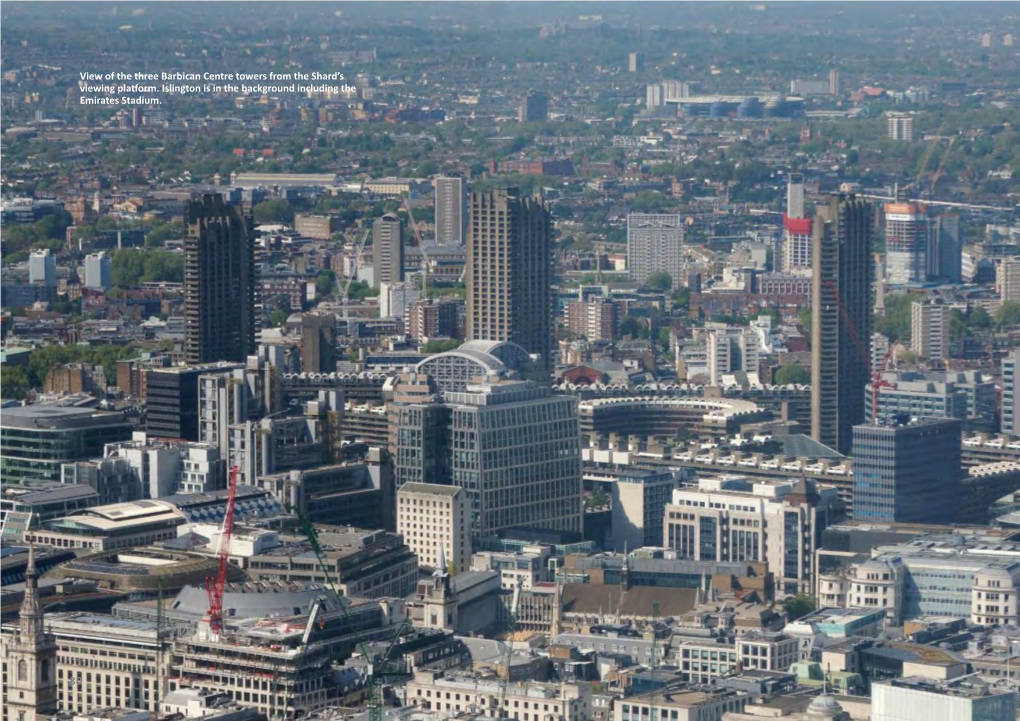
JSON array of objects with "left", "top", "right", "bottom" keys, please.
[
  {"left": 997, "top": 300, "right": 1020, "bottom": 329},
  {"left": 1, "top": 366, "right": 30, "bottom": 399},
  {"left": 586, "top": 487, "right": 609, "bottom": 510},
  {"left": 672, "top": 286, "right": 691, "bottom": 306},
  {"left": 630, "top": 190, "right": 669, "bottom": 213},
  {"left": 422, "top": 339, "right": 460, "bottom": 353},
  {"left": 797, "top": 307, "right": 812, "bottom": 329},
  {"left": 268, "top": 309, "right": 289, "bottom": 328},
  {"left": 253, "top": 199, "right": 295, "bottom": 225},
  {"left": 784, "top": 594, "right": 817, "bottom": 621},
  {"left": 774, "top": 364, "right": 810, "bottom": 385},
  {"left": 644, "top": 271, "right": 673, "bottom": 292},
  {"left": 872, "top": 295, "right": 913, "bottom": 344},
  {"left": 315, "top": 271, "right": 335, "bottom": 298}
]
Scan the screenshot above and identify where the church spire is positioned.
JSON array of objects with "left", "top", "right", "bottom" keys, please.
[{"left": 20, "top": 543, "right": 45, "bottom": 642}]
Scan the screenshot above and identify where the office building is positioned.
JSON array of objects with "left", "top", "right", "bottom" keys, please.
[
  {"left": 564, "top": 297, "right": 620, "bottom": 342},
  {"left": 705, "top": 325, "right": 761, "bottom": 385},
  {"left": 300, "top": 312, "right": 336, "bottom": 374},
  {"left": 1003, "top": 349, "right": 1020, "bottom": 435},
  {"left": 811, "top": 194, "right": 873, "bottom": 455},
  {"left": 408, "top": 670, "right": 591, "bottom": 721},
  {"left": 872, "top": 678, "right": 1015, "bottom": 721},
  {"left": 664, "top": 476, "right": 841, "bottom": 594},
  {"left": 379, "top": 281, "right": 420, "bottom": 320},
  {"left": 28, "top": 248, "right": 56, "bottom": 286},
  {"left": 626, "top": 213, "right": 685, "bottom": 289},
  {"left": 434, "top": 176, "right": 467, "bottom": 246},
  {"left": 646, "top": 83, "right": 665, "bottom": 108},
  {"left": 0, "top": 548, "right": 58, "bottom": 721},
  {"left": 910, "top": 300, "right": 949, "bottom": 361},
  {"left": 781, "top": 217, "right": 812, "bottom": 272},
  {"left": 293, "top": 213, "right": 341, "bottom": 240},
  {"left": 829, "top": 69, "right": 842, "bottom": 96},
  {"left": 406, "top": 298, "right": 459, "bottom": 340},
  {"left": 145, "top": 363, "right": 243, "bottom": 442},
  {"left": 609, "top": 469, "right": 675, "bottom": 553},
  {"left": 927, "top": 213, "right": 962, "bottom": 283},
  {"left": 397, "top": 482, "right": 470, "bottom": 574},
  {"left": 1, "top": 406, "right": 132, "bottom": 483},
  {"left": 184, "top": 194, "right": 257, "bottom": 365},
  {"left": 371, "top": 212, "right": 404, "bottom": 289},
  {"left": 518, "top": 90, "right": 549, "bottom": 123},
  {"left": 866, "top": 371, "right": 996, "bottom": 430},
  {"left": 467, "top": 188, "right": 553, "bottom": 367},
  {"left": 628, "top": 52, "right": 644, "bottom": 73},
  {"left": 83, "top": 251, "right": 111, "bottom": 291},
  {"left": 886, "top": 113, "right": 914, "bottom": 141},
  {"left": 786, "top": 173, "right": 805, "bottom": 220},
  {"left": 394, "top": 378, "right": 582, "bottom": 540},
  {"left": 885, "top": 201, "right": 929, "bottom": 284},
  {"left": 614, "top": 688, "right": 748, "bottom": 721},
  {"left": 998, "top": 256, "right": 1020, "bottom": 301},
  {"left": 851, "top": 417, "right": 962, "bottom": 524}
]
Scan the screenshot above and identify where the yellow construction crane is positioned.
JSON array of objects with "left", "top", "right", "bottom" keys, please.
[
  {"left": 913, "top": 122, "right": 948, "bottom": 195},
  {"left": 402, "top": 196, "right": 431, "bottom": 296},
  {"left": 930, "top": 136, "right": 957, "bottom": 196}
]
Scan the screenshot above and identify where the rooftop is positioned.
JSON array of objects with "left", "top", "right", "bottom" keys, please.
[{"left": 0, "top": 404, "right": 129, "bottom": 430}]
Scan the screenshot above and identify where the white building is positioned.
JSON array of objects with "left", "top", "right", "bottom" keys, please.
[
  {"left": 911, "top": 300, "right": 949, "bottom": 362},
  {"left": 471, "top": 547, "right": 549, "bottom": 591},
  {"left": 627, "top": 213, "right": 685, "bottom": 289},
  {"left": 405, "top": 669, "right": 591, "bottom": 721},
  {"left": 609, "top": 469, "right": 676, "bottom": 553},
  {"left": 29, "top": 248, "right": 56, "bottom": 285},
  {"left": 397, "top": 483, "right": 470, "bottom": 574},
  {"left": 380, "top": 281, "right": 421, "bottom": 320},
  {"left": 84, "top": 252, "right": 112, "bottom": 291},
  {"left": 434, "top": 176, "right": 467, "bottom": 246},
  {"left": 817, "top": 532, "right": 1020, "bottom": 626},
  {"left": 664, "top": 476, "right": 841, "bottom": 595},
  {"left": 616, "top": 688, "right": 749, "bottom": 721},
  {"left": 704, "top": 325, "right": 761, "bottom": 385},
  {"left": 1004, "top": 349, "right": 1020, "bottom": 435},
  {"left": 887, "top": 113, "right": 914, "bottom": 141},
  {"left": 872, "top": 677, "right": 1016, "bottom": 721}
]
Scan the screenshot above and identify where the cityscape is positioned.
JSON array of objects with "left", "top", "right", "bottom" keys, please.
[{"left": 5, "top": 2, "right": 1020, "bottom": 721}]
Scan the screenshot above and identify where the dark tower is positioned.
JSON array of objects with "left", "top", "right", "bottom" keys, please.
[
  {"left": 466, "top": 188, "right": 553, "bottom": 369},
  {"left": 811, "top": 194, "right": 873, "bottom": 455},
  {"left": 184, "top": 194, "right": 257, "bottom": 365}
]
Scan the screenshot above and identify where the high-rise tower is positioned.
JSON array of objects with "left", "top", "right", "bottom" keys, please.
[
  {"left": 372, "top": 213, "right": 404, "bottom": 289},
  {"left": 434, "top": 176, "right": 467, "bottom": 246},
  {"left": 811, "top": 194, "right": 873, "bottom": 455},
  {"left": 467, "top": 188, "right": 552, "bottom": 367},
  {"left": 1, "top": 546, "right": 58, "bottom": 721},
  {"left": 184, "top": 194, "right": 257, "bottom": 365}
]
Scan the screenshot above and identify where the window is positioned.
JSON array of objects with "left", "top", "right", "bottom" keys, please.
[{"left": 17, "top": 660, "right": 27, "bottom": 682}]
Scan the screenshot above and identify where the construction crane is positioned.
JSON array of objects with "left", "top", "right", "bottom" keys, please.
[
  {"left": 402, "top": 196, "right": 431, "bottom": 296},
  {"left": 871, "top": 347, "right": 895, "bottom": 423},
  {"left": 291, "top": 507, "right": 413, "bottom": 721},
  {"left": 337, "top": 228, "right": 371, "bottom": 321},
  {"left": 203, "top": 464, "right": 240, "bottom": 638},
  {"left": 496, "top": 581, "right": 522, "bottom": 720},
  {"left": 912, "top": 123, "right": 948, "bottom": 193},
  {"left": 930, "top": 136, "right": 957, "bottom": 196}
]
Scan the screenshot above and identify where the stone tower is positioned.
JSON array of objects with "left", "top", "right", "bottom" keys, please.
[{"left": 2, "top": 546, "right": 58, "bottom": 721}]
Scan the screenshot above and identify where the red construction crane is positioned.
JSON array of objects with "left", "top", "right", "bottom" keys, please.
[
  {"left": 204, "top": 464, "right": 239, "bottom": 636},
  {"left": 871, "top": 347, "right": 895, "bottom": 423}
]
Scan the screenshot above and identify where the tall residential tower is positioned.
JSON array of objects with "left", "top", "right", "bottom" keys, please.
[
  {"left": 811, "top": 194, "right": 873, "bottom": 454},
  {"left": 434, "top": 176, "right": 468, "bottom": 246},
  {"left": 467, "top": 188, "right": 553, "bottom": 367},
  {"left": 184, "top": 194, "right": 257, "bottom": 365}
]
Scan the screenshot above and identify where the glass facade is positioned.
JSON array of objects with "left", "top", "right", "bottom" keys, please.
[{"left": 852, "top": 419, "right": 961, "bottom": 524}]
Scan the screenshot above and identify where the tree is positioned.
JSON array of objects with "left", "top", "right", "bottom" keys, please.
[
  {"left": 784, "top": 594, "right": 817, "bottom": 621},
  {"left": 253, "top": 199, "right": 295, "bottom": 225},
  {"left": 644, "top": 271, "right": 673, "bottom": 292},
  {"left": 797, "top": 307, "right": 812, "bottom": 330},
  {"left": 997, "top": 300, "right": 1020, "bottom": 329},
  {"left": 774, "top": 364, "right": 810, "bottom": 385},
  {"left": 1, "top": 366, "right": 30, "bottom": 399},
  {"left": 630, "top": 190, "right": 669, "bottom": 213},
  {"left": 315, "top": 271, "right": 335, "bottom": 298},
  {"left": 268, "top": 309, "right": 289, "bottom": 328},
  {"left": 422, "top": 339, "right": 460, "bottom": 353},
  {"left": 672, "top": 286, "right": 691, "bottom": 307},
  {"left": 586, "top": 487, "right": 609, "bottom": 510}
]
